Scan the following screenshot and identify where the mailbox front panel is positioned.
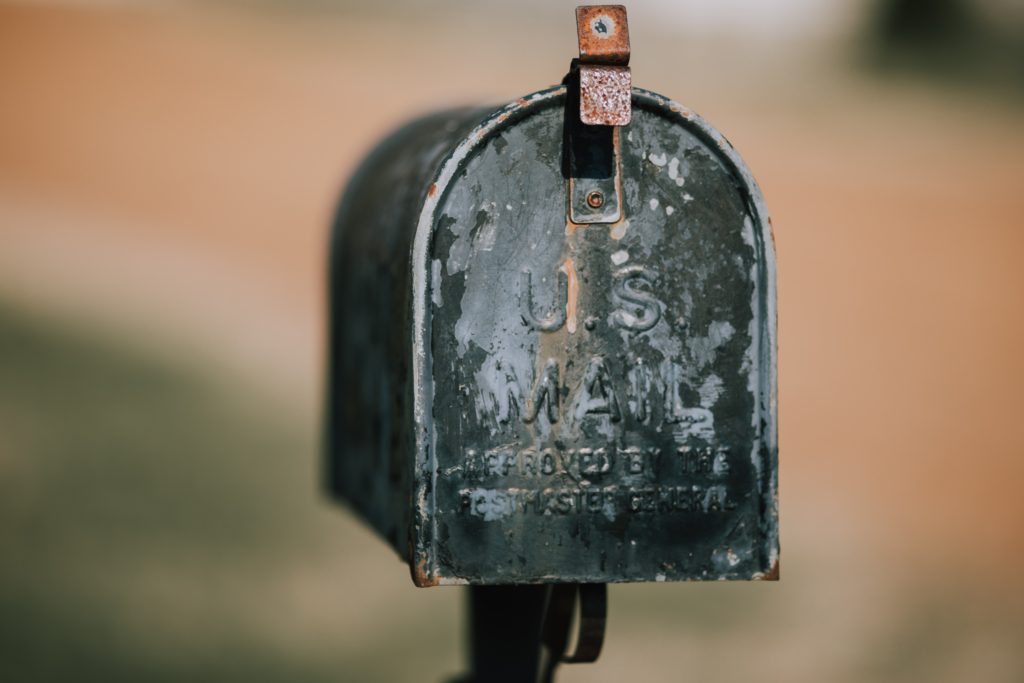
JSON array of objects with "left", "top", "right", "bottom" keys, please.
[{"left": 411, "top": 88, "right": 777, "bottom": 585}]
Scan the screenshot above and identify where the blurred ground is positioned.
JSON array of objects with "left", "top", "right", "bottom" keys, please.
[{"left": 1, "top": 1, "right": 1023, "bottom": 681}]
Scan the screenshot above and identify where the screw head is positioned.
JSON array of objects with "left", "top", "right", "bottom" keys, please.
[
  {"left": 591, "top": 15, "right": 615, "bottom": 38},
  {"left": 586, "top": 190, "right": 605, "bottom": 209}
]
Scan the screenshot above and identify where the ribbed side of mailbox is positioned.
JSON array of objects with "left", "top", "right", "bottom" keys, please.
[{"left": 327, "top": 107, "right": 489, "bottom": 556}]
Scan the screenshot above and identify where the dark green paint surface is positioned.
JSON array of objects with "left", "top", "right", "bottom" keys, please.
[
  {"left": 329, "top": 88, "right": 777, "bottom": 585},
  {"left": 427, "top": 98, "right": 772, "bottom": 583}
]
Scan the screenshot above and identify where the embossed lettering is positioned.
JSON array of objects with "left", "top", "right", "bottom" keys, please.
[
  {"left": 457, "top": 485, "right": 735, "bottom": 520},
  {"left": 611, "top": 266, "right": 661, "bottom": 331},
  {"left": 662, "top": 359, "right": 686, "bottom": 422},
  {"left": 626, "top": 358, "right": 655, "bottom": 423},
  {"left": 562, "top": 447, "right": 615, "bottom": 479},
  {"left": 519, "top": 270, "right": 567, "bottom": 331},
  {"left": 521, "top": 449, "right": 537, "bottom": 475},
  {"left": 540, "top": 448, "right": 557, "bottom": 475},
  {"left": 524, "top": 359, "right": 560, "bottom": 423},
  {"left": 622, "top": 446, "right": 661, "bottom": 475},
  {"left": 573, "top": 357, "right": 621, "bottom": 422},
  {"left": 493, "top": 363, "right": 522, "bottom": 424}
]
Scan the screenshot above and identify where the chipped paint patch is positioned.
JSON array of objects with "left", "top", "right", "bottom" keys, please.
[
  {"left": 668, "top": 157, "right": 685, "bottom": 187},
  {"left": 741, "top": 214, "right": 755, "bottom": 247},
  {"left": 687, "top": 321, "right": 736, "bottom": 368},
  {"left": 671, "top": 408, "right": 715, "bottom": 442},
  {"left": 647, "top": 151, "right": 667, "bottom": 166},
  {"left": 610, "top": 249, "right": 629, "bottom": 266},
  {"left": 431, "top": 259, "right": 443, "bottom": 307},
  {"left": 698, "top": 373, "right": 724, "bottom": 408},
  {"left": 610, "top": 219, "right": 629, "bottom": 240}
]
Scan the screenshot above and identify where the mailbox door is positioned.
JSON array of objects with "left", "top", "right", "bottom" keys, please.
[{"left": 411, "top": 87, "right": 777, "bottom": 586}]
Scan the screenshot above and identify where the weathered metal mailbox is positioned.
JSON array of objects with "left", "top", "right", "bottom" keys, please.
[{"left": 327, "top": 4, "right": 777, "bottom": 675}]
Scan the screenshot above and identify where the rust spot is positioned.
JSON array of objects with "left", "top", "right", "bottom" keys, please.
[
  {"left": 562, "top": 257, "right": 579, "bottom": 334},
  {"left": 758, "top": 558, "right": 780, "bottom": 581},
  {"left": 427, "top": 183, "right": 437, "bottom": 198},
  {"left": 516, "top": 97, "right": 530, "bottom": 107},
  {"left": 575, "top": 6, "right": 631, "bottom": 126},
  {"left": 412, "top": 557, "right": 440, "bottom": 587},
  {"left": 672, "top": 103, "right": 693, "bottom": 120},
  {"left": 579, "top": 64, "right": 631, "bottom": 126},
  {"left": 576, "top": 5, "right": 630, "bottom": 65}
]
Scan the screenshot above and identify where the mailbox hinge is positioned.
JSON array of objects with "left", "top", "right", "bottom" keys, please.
[{"left": 566, "top": 5, "right": 630, "bottom": 225}]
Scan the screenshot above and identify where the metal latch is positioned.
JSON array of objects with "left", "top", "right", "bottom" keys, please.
[{"left": 567, "top": 5, "right": 630, "bottom": 225}]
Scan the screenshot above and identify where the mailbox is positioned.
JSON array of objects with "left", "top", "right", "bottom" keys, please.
[{"left": 326, "top": 6, "right": 777, "bottom": 591}]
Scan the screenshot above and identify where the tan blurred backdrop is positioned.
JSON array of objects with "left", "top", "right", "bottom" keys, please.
[{"left": 1, "top": 1, "right": 1023, "bottom": 681}]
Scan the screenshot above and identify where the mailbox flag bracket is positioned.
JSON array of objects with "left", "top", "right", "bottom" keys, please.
[
  {"left": 566, "top": 5, "right": 630, "bottom": 225},
  {"left": 575, "top": 5, "right": 631, "bottom": 126}
]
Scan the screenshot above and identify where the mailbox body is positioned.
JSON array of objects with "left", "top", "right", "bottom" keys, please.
[{"left": 327, "top": 87, "right": 778, "bottom": 586}]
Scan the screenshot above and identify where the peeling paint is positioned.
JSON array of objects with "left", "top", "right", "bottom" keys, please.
[
  {"left": 431, "top": 259, "right": 444, "bottom": 307},
  {"left": 647, "top": 151, "right": 667, "bottom": 166},
  {"left": 330, "top": 85, "right": 777, "bottom": 586},
  {"left": 668, "top": 157, "right": 685, "bottom": 187},
  {"left": 610, "top": 219, "right": 629, "bottom": 240}
]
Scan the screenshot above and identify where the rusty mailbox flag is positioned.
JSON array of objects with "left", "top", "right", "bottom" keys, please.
[{"left": 327, "top": 4, "right": 777, "bottom": 675}]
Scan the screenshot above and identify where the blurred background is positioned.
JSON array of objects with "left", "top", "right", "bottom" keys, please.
[{"left": 1, "top": 0, "right": 1022, "bottom": 680}]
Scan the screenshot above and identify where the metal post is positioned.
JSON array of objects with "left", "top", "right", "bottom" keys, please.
[
  {"left": 463, "top": 586, "right": 548, "bottom": 683},
  {"left": 456, "top": 584, "right": 607, "bottom": 683}
]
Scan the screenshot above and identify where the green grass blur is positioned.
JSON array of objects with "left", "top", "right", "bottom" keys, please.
[{"left": 0, "top": 299, "right": 465, "bottom": 681}]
